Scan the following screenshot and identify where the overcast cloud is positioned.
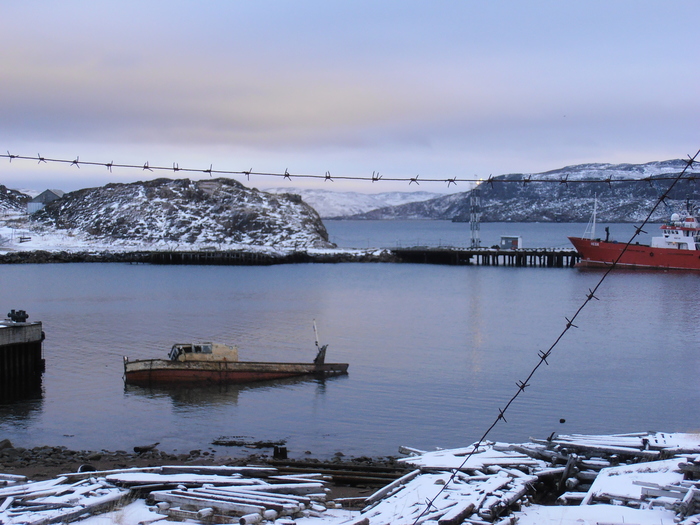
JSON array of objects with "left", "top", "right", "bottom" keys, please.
[{"left": 1, "top": 1, "right": 698, "bottom": 192}]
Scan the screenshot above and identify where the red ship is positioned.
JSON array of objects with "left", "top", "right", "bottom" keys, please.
[{"left": 569, "top": 212, "right": 700, "bottom": 270}]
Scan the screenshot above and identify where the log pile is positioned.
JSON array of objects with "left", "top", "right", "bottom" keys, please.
[
  {"left": 0, "top": 473, "right": 128, "bottom": 525},
  {"left": 364, "top": 431, "right": 700, "bottom": 525},
  {"left": 2, "top": 431, "right": 700, "bottom": 525},
  {"left": 0, "top": 465, "right": 349, "bottom": 525}
]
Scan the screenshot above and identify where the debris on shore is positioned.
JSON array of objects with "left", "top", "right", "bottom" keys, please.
[{"left": 1, "top": 430, "right": 699, "bottom": 525}]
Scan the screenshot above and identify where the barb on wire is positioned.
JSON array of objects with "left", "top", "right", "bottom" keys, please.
[
  {"left": 0, "top": 151, "right": 698, "bottom": 186},
  {"left": 37, "top": 154, "right": 46, "bottom": 164},
  {"left": 410, "top": 147, "right": 700, "bottom": 525}
]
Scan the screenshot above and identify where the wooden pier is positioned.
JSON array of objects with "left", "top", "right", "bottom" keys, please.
[
  {"left": 391, "top": 248, "right": 580, "bottom": 267},
  {"left": 0, "top": 311, "right": 45, "bottom": 401}
]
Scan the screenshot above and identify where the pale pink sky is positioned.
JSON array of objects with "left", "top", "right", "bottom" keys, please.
[{"left": 1, "top": 1, "right": 698, "bottom": 193}]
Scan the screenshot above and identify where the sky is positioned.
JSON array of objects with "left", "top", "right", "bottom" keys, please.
[{"left": 0, "top": 1, "right": 698, "bottom": 194}]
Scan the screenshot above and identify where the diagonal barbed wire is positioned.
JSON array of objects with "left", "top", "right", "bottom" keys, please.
[
  {"left": 410, "top": 149, "right": 700, "bottom": 525},
  {"left": 1, "top": 151, "right": 699, "bottom": 188}
]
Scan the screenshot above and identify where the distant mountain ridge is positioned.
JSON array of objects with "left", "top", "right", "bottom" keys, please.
[
  {"left": 266, "top": 188, "right": 443, "bottom": 218},
  {"left": 346, "top": 160, "right": 700, "bottom": 222}
]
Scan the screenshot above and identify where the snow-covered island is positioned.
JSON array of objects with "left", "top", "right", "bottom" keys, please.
[{"left": 0, "top": 178, "right": 347, "bottom": 257}]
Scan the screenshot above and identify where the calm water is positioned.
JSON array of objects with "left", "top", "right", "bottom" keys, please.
[
  {"left": 325, "top": 220, "right": 660, "bottom": 250},
  {"left": 0, "top": 222, "right": 698, "bottom": 459}
]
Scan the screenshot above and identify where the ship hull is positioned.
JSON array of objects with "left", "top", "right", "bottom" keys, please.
[
  {"left": 124, "top": 359, "right": 349, "bottom": 386},
  {"left": 569, "top": 237, "right": 700, "bottom": 270}
]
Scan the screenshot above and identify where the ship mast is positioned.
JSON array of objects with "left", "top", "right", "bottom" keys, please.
[{"left": 591, "top": 194, "right": 597, "bottom": 240}]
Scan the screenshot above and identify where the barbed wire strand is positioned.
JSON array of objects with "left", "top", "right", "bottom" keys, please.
[
  {"left": 3, "top": 146, "right": 700, "bottom": 519},
  {"left": 1, "top": 151, "right": 699, "bottom": 188},
  {"left": 410, "top": 148, "right": 700, "bottom": 525}
]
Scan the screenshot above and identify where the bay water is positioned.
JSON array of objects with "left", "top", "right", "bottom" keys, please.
[{"left": 0, "top": 221, "right": 697, "bottom": 459}]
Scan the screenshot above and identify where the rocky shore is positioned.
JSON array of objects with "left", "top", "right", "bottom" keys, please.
[
  {"left": 0, "top": 249, "right": 397, "bottom": 265},
  {"left": 0, "top": 439, "right": 404, "bottom": 501},
  {"left": 0, "top": 439, "right": 242, "bottom": 480}
]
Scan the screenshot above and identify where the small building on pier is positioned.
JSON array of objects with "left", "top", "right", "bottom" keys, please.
[{"left": 0, "top": 310, "right": 45, "bottom": 400}]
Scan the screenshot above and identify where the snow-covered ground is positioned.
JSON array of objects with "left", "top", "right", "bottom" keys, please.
[{"left": 2, "top": 431, "right": 699, "bottom": 525}]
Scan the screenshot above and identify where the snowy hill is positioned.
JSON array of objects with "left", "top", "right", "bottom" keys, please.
[
  {"left": 266, "top": 188, "right": 443, "bottom": 218},
  {"left": 0, "top": 184, "right": 29, "bottom": 213},
  {"left": 24, "top": 178, "right": 333, "bottom": 251},
  {"left": 349, "top": 160, "right": 700, "bottom": 222}
]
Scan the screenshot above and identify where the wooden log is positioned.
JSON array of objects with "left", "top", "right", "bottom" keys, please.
[
  {"left": 680, "top": 487, "right": 699, "bottom": 517},
  {"left": 160, "top": 466, "right": 277, "bottom": 478},
  {"left": 173, "top": 488, "right": 298, "bottom": 514},
  {"left": 23, "top": 490, "right": 127, "bottom": 525},
  {"left": 163, "top": 506, "right": 229, "bottom": 522},
  {"left": 437, "top": 502, "right": 475, "bottom": 525},
  {"left": 0, "top": 496, "right": 13, "bottom": 512},
  {"left": 232, "top": 482, "right": 326, "bottom": 495},
  {"left": 576, "top": 470, "right": 599, "bottom": 482},
  {"left": 531, "top": 438, "right": 660, "bottom": 459},
  {"left": 364, "top": 469, "right": 420, "bottom": 504},
  {"left": 238, "top": 513, "right": 261, "bottom": 524},
  {"left": 534, "top": 467, "right": 567, "bottom": 479},
  {"left": 62, "top": 467, "right": 160, "bottom": 480},
  {"left": 193, "top": 487, "right": 308, "bottom": 506},
  {"left": 0, "top": 474, "right": 27, "bottom": 482},
  {"left": 150, "top": 490, "right": 265, "bottom": 516},
  {"left": 555, "top": 491, "right": 586, "bottom": 505},
  {"left": 399, "top": 446, "right": 428, "bottom": 456},
  {"left": 0, "top": 477, "right": 69, "bottom": 497},
  {"left": 481, "top": 479, "right": 532, "bottom": 520}
]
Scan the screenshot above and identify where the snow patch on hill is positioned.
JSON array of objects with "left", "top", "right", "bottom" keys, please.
[{"left": 1, "top": 178, "right": 334, "bottom": 253}]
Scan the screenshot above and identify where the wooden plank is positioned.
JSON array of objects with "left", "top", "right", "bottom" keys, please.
[
  {"left": 150, "top": 490, "right": 264, "bottom": 516},
  {"left": 364, "top": 469, "right": 420, "bottom": 504},
  {"left": 437, "top": 502, "right": 475, "bottom": 525}
]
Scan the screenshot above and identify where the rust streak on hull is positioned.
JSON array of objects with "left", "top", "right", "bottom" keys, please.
[{"left": 124, "top": 359, "right": 348, "bottom": 386}]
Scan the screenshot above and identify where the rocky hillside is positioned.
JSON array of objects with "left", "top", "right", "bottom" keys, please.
[
  {"left": 35, "top": 177, "right": 333, "bottom": 250},
  {"left": 348, "top": 160, "right": 700, "bottom": 222},
  {"left": 0, "top": 184, "right": 29, "bottom": 213}
]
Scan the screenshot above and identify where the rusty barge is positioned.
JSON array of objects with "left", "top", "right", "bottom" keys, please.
[{"left": 123, "top": 339, "right": 348, "bottom": 386}]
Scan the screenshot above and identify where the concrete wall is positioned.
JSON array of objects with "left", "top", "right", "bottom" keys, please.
[{"left": 0, "top": 322, "right": 43, "bottom": 345}]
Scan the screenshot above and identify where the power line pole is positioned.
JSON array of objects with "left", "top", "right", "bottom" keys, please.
[{"left": 470, "top": 185, "right": 481, "bottom": 248}]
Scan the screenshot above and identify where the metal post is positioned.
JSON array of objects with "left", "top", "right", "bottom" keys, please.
[{"left": 470, "top": 185, "right": 481, "bottom": 248}]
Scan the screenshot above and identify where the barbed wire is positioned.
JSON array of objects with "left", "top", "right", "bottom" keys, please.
[
  {"left": 1, "top": 151, "right": 699, "bottom": 188},
  {"left": 410, "top": 148, "right": 700, "bottom": 525}
]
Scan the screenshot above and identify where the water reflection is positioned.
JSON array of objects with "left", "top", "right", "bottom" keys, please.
[
  {"left": 123, "top": 375, "right": 339, "bottom": 408},
  {"left": 0, "top": 378, "right": 43, "bottom": 405},
  {"left": 0, "top": 387, "right": 43, "bottom": 422}
]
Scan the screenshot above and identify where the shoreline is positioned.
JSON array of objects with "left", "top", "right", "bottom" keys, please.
[
  {"left": 0, "top": 249, "right": 396, "bottom": 265},
  {"left": 0, "top": 440, "right": 405, "bottom": 492},
  {"left": 0, "top": 440, "right": 408, "bottom": 503}
]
